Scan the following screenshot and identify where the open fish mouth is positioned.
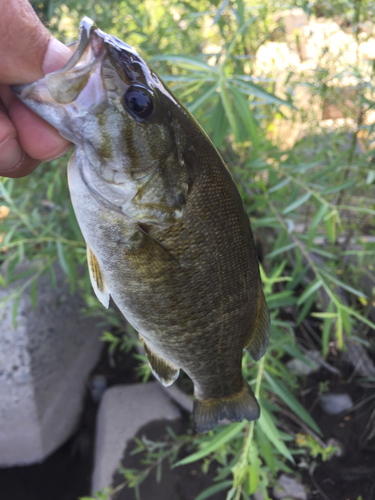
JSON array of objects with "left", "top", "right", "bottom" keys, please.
[
  {"left": 10, "top": 17, "right": 117, "bottom": 143},
  {"left": 12, "top": 17, "right": 99, "bottom": 102}
]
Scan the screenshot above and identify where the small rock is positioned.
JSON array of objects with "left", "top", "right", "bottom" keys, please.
[
  {"left": 326, "top": 438, "right": 344, "bottom": 457},
  {"left": 0, "top": 263, "right": 103, "bottom": 466},
  {"left": 319, "top": 393, "right": 353, "bottom": 415},
  {"left": 91, "top": 382, "right": 181, "bottom": 494},
  {"left": 273, "top": 474, "right": 307, "bottom": 500},
  {"left": 286, "top": 350, "right": 320, "bottom": 375}
]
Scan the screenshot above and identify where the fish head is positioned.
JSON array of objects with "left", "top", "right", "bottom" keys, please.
[{"left": 12, "top": 17, "right": 191, "bottom": 226}]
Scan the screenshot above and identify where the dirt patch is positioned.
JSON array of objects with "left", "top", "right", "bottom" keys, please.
[{"left": 111, "top": 419, "right": 226, "bottom": 500}]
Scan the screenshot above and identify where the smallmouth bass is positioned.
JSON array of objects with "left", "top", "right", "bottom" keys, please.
[{"left": 12, "top": 17, "right": 269, "bottom": 433}]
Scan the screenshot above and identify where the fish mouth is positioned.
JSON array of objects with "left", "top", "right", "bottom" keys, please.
[
  {"left": 12, "top": 17, "right": 100, "bottom": 101},
  {"left": 10, "top": 17, "right": 110, "bottom": 143}
]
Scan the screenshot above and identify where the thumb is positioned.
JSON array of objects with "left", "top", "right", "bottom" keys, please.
[{"left": 0, "top": 0, "right": 71, "bottom": 84}]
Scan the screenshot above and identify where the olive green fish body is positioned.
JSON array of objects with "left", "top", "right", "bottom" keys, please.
[{"left": 12, "top": 17, "right": 269, "bottom": 432}]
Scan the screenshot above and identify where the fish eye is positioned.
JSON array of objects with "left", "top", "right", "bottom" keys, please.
[{"left": 123, "top": 86, "right": 154, "bottom": 120}]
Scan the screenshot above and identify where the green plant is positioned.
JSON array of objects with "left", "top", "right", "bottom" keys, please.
[
  {"left": 295, "top": 433, "right": 338, "bottom": 462},
  {"left": 2, "top": 1, "right": 375, "bottom": 500}
]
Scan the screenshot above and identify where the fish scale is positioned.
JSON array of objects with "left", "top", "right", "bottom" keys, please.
[{"left": 12, "top": 16, "right": 270, "bottom": 433}]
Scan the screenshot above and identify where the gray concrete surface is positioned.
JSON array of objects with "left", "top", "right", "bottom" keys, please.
[
  {"left": 0, "top": 264, "right": 103, "bottom": 466},
  {"left": 91, "top": 383, "right": 181, "bottom": 494}
]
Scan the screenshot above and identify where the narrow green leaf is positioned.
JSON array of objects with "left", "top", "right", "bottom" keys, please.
[
  {"left": 267, "top": 291, "right": 297, "bottom": 309},
  {"left": 174, "top": 421, "right": 246, "bottom": 466},
  {"left": 307, "top": 203, "right": 329, "bottom": 250},
  {"left": 226, "top": 487, "right": 237, "bottom": 500},
  {"left": 150, "top": 55, "right": 218, "bottom": 73},
  {"left": 324, "top": 210, "right": 337, "bottom": 244},
  {"left": 195, "top": 481, "right": 233, "bottom": 500},
  {"left": 229, "top": 84, "right": 259, "bottom": 150},
  {"left": 232, "top": 79, "right": 294, "bottom": 107},
  {"left": 264, "top": 373, "right": 322, "bottom": 436},
  {"left": 220, "top": 83, "right": 240, "bottom": 142},
  {"left": 340, "top": 303, "right": 375, "bottom": 332},
  {"left": 30, "top": 278, "right": 38, "bottom": 310},
  {"left": 188, "top": 83, "right": 218, "bottom": 113},
  {"left": 322, "top": 303, "right": 335, "bottom": 357},
  {"left": 248, "top": 464, "right": 259, "bottom": 494},
  {"left": 336, "top": 311, "right": 343, "bottom": 349},
  {"left": 268, "top": 178, "right": 291, "bottom": 193},
  {"left": 318, "top": 268, "right": 367, "bottom": 299},
  {"left": 311, "top": 312, "right": 337, "bottom": 319},
  {"left": 56, "top": 241, "right": 69, "bottom": 275},
  {"left": 296, "top": 291, "right": 317, "bottom": 325},
  {"left": 297, "top": 279, "right": 322, "bottom": 306},
  {"left": 366, "top": 170, "right": 375, "bottom": 184},
  {"left": 282, "top": 192, "right": 311, "bottom": 214},
  {"left": 0, "top": 272, "right": 6, "bottom": 288},
  {"left": 267, "top": 243, "right": 296, "bottom": 260},
  {"left": 210, "top": 98, "right": 228, "bottom": 147},
  {"left": 320, "top": 180, "right": 355, "bottom": 195},
  {"left": 212, "top": 0, "right": 230, "bottom": 25},
  {"left": 257, "top": 406, "right": 294, "bottom": 462},
  {"left": 255, "top": 426, "right": 276, "bottom": 474},
  {"left": 225, "top": 18, "right": 255, "bottom": 62}
]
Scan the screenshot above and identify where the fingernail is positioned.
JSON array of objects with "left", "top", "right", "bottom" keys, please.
[
  {"left": 44, "top": 144, "right": 73, "bottom": 161},
  {"left": 0, "top": 136, "right": 24, "bottom": 173},
  {"left": 42, "top": 37, "right": 72, "bottom": 75}
]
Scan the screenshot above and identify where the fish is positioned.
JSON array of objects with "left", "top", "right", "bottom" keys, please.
[{"left": 12, "top": 17, "right": 269, "bottom": 433}]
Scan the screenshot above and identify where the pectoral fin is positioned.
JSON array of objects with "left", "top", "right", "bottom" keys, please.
[
  {"left": 140, "top": 336, "right": 180, "bottom": 387},
  {"left": 87, "top": 246, "right": 110, "bottom": 308},
  {"left": 245, "top": 290, "right": 270, "bottom": 361}
]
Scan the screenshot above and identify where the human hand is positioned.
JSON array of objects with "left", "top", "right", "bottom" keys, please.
[{"left": 0, "top": 0, "right": 73, "bottom": 178}]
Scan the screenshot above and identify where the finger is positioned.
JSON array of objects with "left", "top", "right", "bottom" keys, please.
[
  {"left": 0, "top": 104, "right": 40, "bottom": 177},
  {"left": 0, "top": 0, "right": 48, "bottom": 83},
  {"left": 0, "top": 153, "right": 40, "bottom": 179},
  {"left": 8, "top": 93, "right": 72, "bottom": 161},
  {"left": 0, "top": 104, "right": 23, "bottom": 171}
]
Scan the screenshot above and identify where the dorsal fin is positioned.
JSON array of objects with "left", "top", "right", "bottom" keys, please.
[
  {"left": 245, "top": 290, "right": 270, "bottom": 361},
  {"left": 140, "top": 336, "right": 180, "bottom": 387},
  {"left": 87, "top": 246, "right": 110, "bottom": 308}
]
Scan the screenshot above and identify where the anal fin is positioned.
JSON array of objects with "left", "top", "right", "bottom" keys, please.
[
  {"left": 87, "top": 246, "right": 110, "bottom": 308},
  {"left": 140, "top": 337, "right": 180, "bottom": 387},
  {"left": 245, "top": 290, "right": 270, "bottom": 361}
]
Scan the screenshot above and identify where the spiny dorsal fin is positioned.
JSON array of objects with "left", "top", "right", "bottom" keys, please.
[
  {"left": 140, "top": 336, "right": 180, "bottom": 387},
  {"left": 245, "top": 290, "right": 270, "bottom": 361},
  {"left": 87, "top": 246, "right": 110, "bottom": 308}
]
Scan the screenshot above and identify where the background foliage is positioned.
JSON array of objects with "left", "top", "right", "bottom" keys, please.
[{"left": 1, "top": 1, "right": 375, "bottom": 499}]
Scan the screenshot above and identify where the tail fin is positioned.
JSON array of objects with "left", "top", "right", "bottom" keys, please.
[{"left": 193, "top": 381, "right": 260, "bottom": 433}]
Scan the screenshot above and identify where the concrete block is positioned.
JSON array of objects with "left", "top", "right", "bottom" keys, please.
[
  {"left": 0, "top": 264, "right": 103, "bottom": 466},
  {"left": 91, "top": 383, "right": 180, "bottom": 494}
]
